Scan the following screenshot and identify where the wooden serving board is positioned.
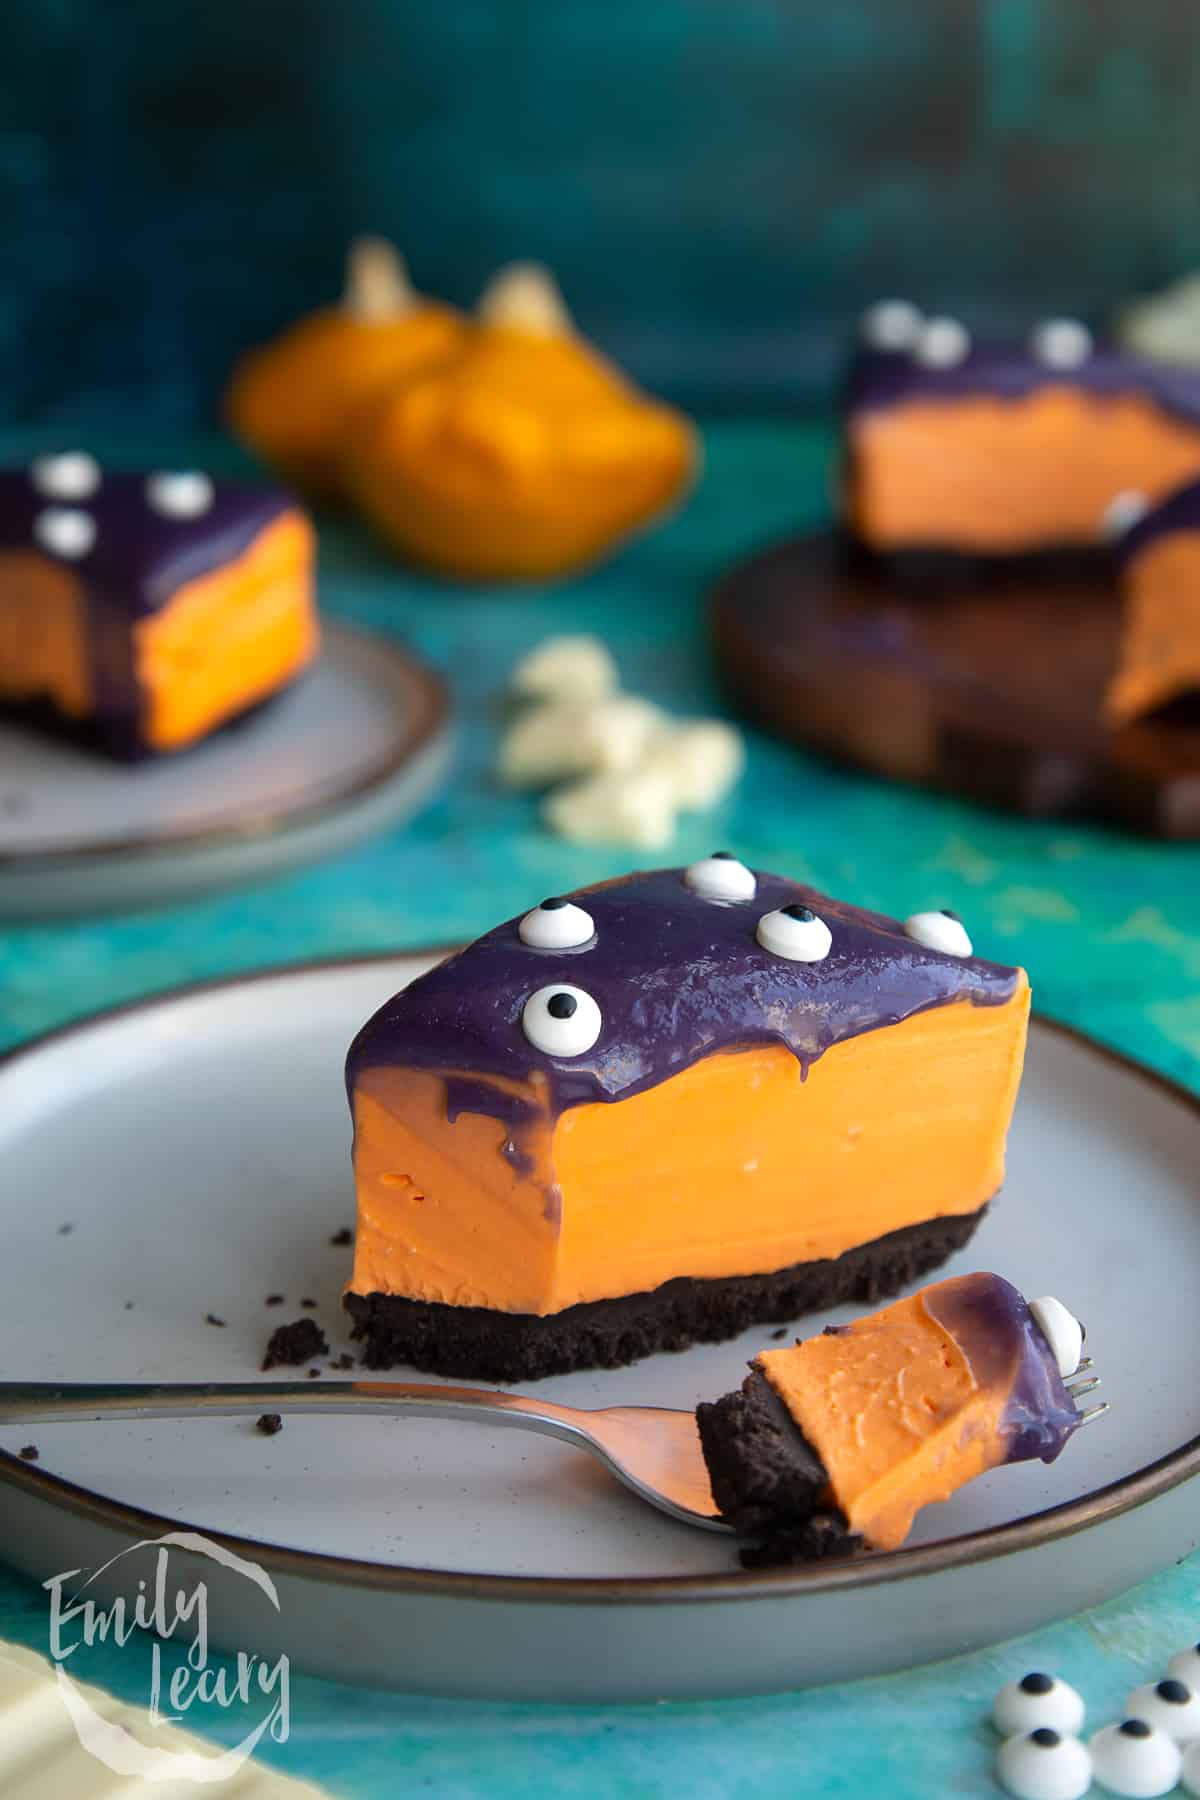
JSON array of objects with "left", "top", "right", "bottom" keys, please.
[{"left": 711, "top": 530, "right": 1200, "bottom": 838}]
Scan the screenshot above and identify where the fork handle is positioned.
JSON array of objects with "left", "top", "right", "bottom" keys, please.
[{"left": 0, "top": 1379, "right": 596, "bottom": 1449}]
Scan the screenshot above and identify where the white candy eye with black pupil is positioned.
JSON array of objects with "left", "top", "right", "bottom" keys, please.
[
  {"left": 756, "top": 903, "right": 832, "bottom": 962},
  {"left": 904, "top": 909, "right": 973, "bottom": 957},
  {"left": 996, "top": 1728, "right": 1092, "bottom": 1800},
  {"left": 993, "top": 1672, "right": 1086, "bottom": 1739},
  {"left": 684, "top": 854, "right": 756, "bottom": 903},
  {"left": 1000, "top": 1728, "right": 1093, "bottom": 1800},
  {"left": 522, "top": 984, "right": 602, "bottom": 1057},
  {"left": 1089, "top": 1719, "right": 1182, "bottom": 1797},
  {"left": 1124, "top": 1679, "right": 1200, "bottom": 1743},
  {"left": 518, "top": 897, "right": 595, "bottom": 950}
]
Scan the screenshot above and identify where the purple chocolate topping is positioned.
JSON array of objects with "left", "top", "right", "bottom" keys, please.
[
  {"left": 346, "top": 868, "right": 1021, "bottom": 1130},
  {"left": 1117, "top": 477, "right": 1200, "bottom": 565},
  {"left": 847, "top": 342, "right": 1200, "bottom": 431},
  {"left": 924, "top": 1272, "right": 1081, "bottom": 1465},
  {"left": 0, "top": 467, "right": 292, "bottom": 617}
]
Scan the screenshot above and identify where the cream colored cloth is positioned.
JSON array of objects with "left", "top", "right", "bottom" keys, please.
[{"left": 0, "top": 1638, "right": 328, "bottom": 1798}]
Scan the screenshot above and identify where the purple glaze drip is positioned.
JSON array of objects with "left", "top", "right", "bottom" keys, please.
[
  {"left": 0, "top": 465, "right": 295, "bottom": 750},
  {"left": 1117, "top": 478, "right": 1200, "bottom": 566},
  {"left": 0, "top": 467, "right": 293, "bottom": 617},
  {"left": 924, "top": 1273, "right": 1081, "bottom": 1466},
  {"left": 846, "top": 342, "right": 1200, "bottom": 432},
  {"left": 346, "top": 868, "right": 1021, "bottom": 1130}
]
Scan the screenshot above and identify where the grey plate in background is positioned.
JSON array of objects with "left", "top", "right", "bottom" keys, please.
[
  {"left": 0, "top": 625, "right": 451, "bottom": 919},
  {"left": 0, "top": 955, "right": 1196, "bottom": 1698}
]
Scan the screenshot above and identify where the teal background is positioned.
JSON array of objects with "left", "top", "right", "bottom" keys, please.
[
  {"left": 4, "top": 1, "right": 1200, "bottom": 423},
  {"left": 2, "top": 417, "right": 1200, "bottom": 1793}
]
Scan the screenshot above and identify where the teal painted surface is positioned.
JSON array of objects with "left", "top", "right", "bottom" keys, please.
[
  {"left": 3, "top": 2, "right": 1200, "bottom": 421},
  {"left": 1, "top": 418, "right": 1200, "bottom": 1794}
]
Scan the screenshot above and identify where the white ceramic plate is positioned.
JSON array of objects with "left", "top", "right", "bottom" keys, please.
[
  {"left": 1, "top": 955, "right": 1197, "bottom": 1699},
  {"left": 0, "top": 625, "right": 451, "bottom": 919}
]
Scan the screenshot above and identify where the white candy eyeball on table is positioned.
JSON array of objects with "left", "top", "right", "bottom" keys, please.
[
  {"left": 33, "top": 506, "right": 96, "bottom": 559},
  {"left": 521, "top": 984, "right": 602, "bottom": 1057},
  {"left": 1030, "top": 318, "right": 1094, "bottom": 370},
  {"left": 1182, "top": 1737, "right": 1200, "bottom": 1795},
  {"left": 1088, "top": 1718, "right": 1182, "bottom": 1797},
  {"left": 993, "top": 1672, "right": 1086, "bottom": 1739},
  {"left": 1170, "top": 1645, "right": 1200, "bottom": 1691},
  {"left": 913, "top": 316, "right": 970, "bottom": 369},
  {"left": 860, "top": 298, "right": 924, "bottom": 352},
  {"left": 146, "top": 471, "right": 214, "bottom": 518},
  {"left": 1029, "top": 1297, "right": 1085, "bottom": 1381},
  {"left": 756, "top": 903, "right": 832, "bottom": 963},
  {"left": 995, "top": 1728, "right": 1092, "bottom": 1800},
  {"left": 1125, "top": 1679, "right": 1200, "bottom": 1743},
  {"left": 1102, "top": 490, "right": 1151, "bottom": 540},
  {"left": 684, "top": 854, "right": 756, "bottom": 903},
  {"left": 903, "top": 909, "right": 973, "bottom": 957},
  {"left": 518, "top": 897, "right": 596, "bottom": 950},
  {"left": 31, "top": 450, "right": 100, "bottom": 500}
]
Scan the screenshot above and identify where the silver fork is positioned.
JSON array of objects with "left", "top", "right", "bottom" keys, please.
[
  {"left": 0, "top": 1365, "right": 1108, "bottom": 1536},
  {"left": 0, "top": 1381, "right": 728, "bottom": 1531}
]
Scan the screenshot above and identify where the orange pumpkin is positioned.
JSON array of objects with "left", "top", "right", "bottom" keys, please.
[
  {"left": 225, "top": 239, "right": 465, "bottom": 498},
  {"left": 341, "top": 264, "right": 699, "bottom": 580}
]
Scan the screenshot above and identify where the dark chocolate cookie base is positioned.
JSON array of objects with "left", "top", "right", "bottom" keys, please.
[
  {"left": 697, "top": 1367, "right": 861, "bottom": 1568},
  {"left": 711, "top": 528, "right": 1200, "bottom": 838},
  {"left": 344, "top": 1206, "right": 985, "bottom": 1382}
]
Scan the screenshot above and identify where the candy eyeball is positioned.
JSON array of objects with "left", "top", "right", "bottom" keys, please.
[
  {"left": 1169, "top": 1645, "right": 1200, "bottom": 1691},
  {"left": 903, "top": 909, "right": 973, "bottom": 957},
  {"left": 1088, "top": 1718, "right": 1182, "bottom": 1798},
  {"left": 521, "top": 984, "right": 602, "bottom": 1057},
  {"left": 33, "top": 506, "right": 96, "bottom": 560},
  {"left": 1124, "top": 1679, "right": 1200, "bottom": 1744},
  {"left": 913, "top": 316, "right": 970, "bottom": 369},
  {"left": 1029, "top": 1297, "right": 1085, "bottom": 1380},
  {"left": 518, "top": 897, "right": 596, "bottom": 950},
  {"left": 1030, "top": 318, "right": 1094, "bottom": 370},
  {"left": 756, "top": 903, "right": 833, "bottom": 963},
  {"left": 1181, "top": 1737, "right": 1200, "bottom": 1795},
  {"left": 860, "top": 299, "right": 924, "bottom": 352},
  {"left": 1102, "top": 490, "right": 1151, "bottom": 540},
  {"left": 31, "top": 450, "right": 100, "bottom": 500},
  {"left": 993, "top": 1672, "right": 1086, "bottom": 1739},
  {"left": 146, "top": 471, "right": 214, "bottom": 518},
  {"left": 684, "top": 854, "right": 756, "bottom": 904},
  {"left": 995, "top": 1728, "right": 1092, "bottom": 1800}
]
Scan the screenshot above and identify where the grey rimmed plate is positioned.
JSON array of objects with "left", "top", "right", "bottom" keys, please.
[
  {"left": 0, "top": 624, "right": 451, "bottom": 919},
  {"left": 0, "top": 953, "right": 1197, "bottom": 1699}
]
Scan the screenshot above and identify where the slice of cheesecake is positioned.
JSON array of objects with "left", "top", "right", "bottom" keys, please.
[
  {"left": 843, "top": 319, "right": 1200, "bottom": 559},
  {"left": 344, "top": 862, "right": 1030, "bottom": 1379},
  {"left": 697, "top": 1273, "right": 1087, "bottom": 1564},
  {"left": 0, "top": 459, "right": 317, "bottom": 759}
]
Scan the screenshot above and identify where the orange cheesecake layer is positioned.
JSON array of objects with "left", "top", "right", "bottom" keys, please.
[
  {"left": 0, "top": 508, "right": 317, "bottom": 752},
  {"left": 1107, "top": 530, "right": 1200, "bottom": 725},
  {"left": 0, "top": 552, "right": 91, "bottom": 719},
  {"left": 846, "top": 387, "right": 1200, "bottom": 552},
  {"left": 349, "top": 978, "right": 1030, "bottom": 1317},
  {"left": 759, "top": 1287, "right": 1008, "bottom": 1551},
  {"left": 135, "top": 509, "right": 318, "bottom": 749}
]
